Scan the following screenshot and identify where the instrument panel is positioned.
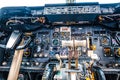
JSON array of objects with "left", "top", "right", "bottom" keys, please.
[
  {"left": 0, "top": 2, "right": 120, "bottom": 80},
  {"left": 0, "top": 25, "right": 120, "bottom": 80},
  {"left": 1, "top": 26, "right": 120, "bottom": 65}
]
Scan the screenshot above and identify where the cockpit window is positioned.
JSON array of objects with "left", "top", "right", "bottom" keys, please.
[{"left": 0, "top": 0, "right": 119, "bottom": 8}]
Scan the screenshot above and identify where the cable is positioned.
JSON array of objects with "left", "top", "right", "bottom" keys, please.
[
  {"left": 117, "top": 74, "right": 120, "bottom": 80},
  {"left": 27, "top": 72, "right": 32, "bottom": 80},
  {"left": 50, "top": 71, "right": 54, "bottom": 80},
  {"left": 92, "top": 66, "right": 106, "bottom": 80}
]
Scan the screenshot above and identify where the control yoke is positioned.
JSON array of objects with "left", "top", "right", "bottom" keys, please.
[{"left": 0, "top": 30, "right": 31, "bottom": 50}]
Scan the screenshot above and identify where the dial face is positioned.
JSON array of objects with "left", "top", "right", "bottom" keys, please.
[
  {"left": 35, "top": 37, "right": 41, "bottom": 44},
  {"left": 23, "top": 48, "right": 31, "bottom": 57},
  {"left": 101, "top": 36, "right": 110, "bottom": 46},
  {"left": 52, "top": 39, "right": 59, "bottom": 46},
  {"left": 103, "top": 47, "right": 112, "bottom": 56},
  {"left": 53, "top": 32, "right": 59, "bottom": 38},
  {"left": 114, "top": 48, "right": 120, "bottom": 57}
]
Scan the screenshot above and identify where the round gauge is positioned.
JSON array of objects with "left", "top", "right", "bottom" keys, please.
[
  {"left": 101, "top": 36, "right": 110, "bottom": 46},
  {"left": 49, "top": 51, "right": 55, "bottom": 56},
  {"left": 53, "top": 32, "right": 59, "bottom": 38},
  {"left": 114, "top": 48, "right": 120, "bottom": 57},
  {"left": 35, "top": 38, "right": 41, "bottom": 44},
  {"left": 52, "top": 39, "right": 59, "bottom": 46},
  {"left": 23, "top": 48, "right": 30, "bottom": 57},
  {"left": 103, "top": 47, "right": 112, "bottom": 56}
]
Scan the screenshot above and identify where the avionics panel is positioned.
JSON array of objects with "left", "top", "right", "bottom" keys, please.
[{"left": 0, "top": 2, "right": 119, "bottom": 80}]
